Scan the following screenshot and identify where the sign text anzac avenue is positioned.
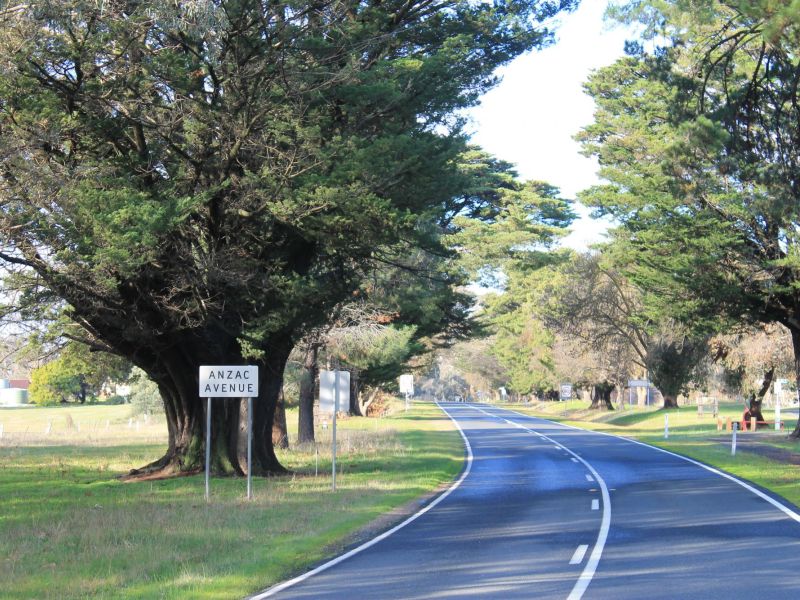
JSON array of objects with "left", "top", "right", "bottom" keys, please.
[
  {"left": 199, "top": 365, "right": 259, "bottom": 501},
  {"left": 199, "top": 366, "right": 258, "bottom": 397}
]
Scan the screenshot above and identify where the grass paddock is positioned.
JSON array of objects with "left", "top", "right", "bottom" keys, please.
[{"left": 0, "top": 401, "right": 462, "bottom": 599}]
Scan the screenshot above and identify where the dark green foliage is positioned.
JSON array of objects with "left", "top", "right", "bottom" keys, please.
[{"left": 0, "top": 0, "right": 578, "bottom": 473}]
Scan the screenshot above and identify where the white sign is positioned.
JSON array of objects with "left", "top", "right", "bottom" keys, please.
[
  {"left": 199, "top": 365, "right": 259, "bottom": 398},
  {"left": 628, "top": 379, "right": 650, "bottom": 387},
  {"left": 320, "top": 370, "right": 350, "bottom": 414},
  {"left": 399, "top": 374, "right": 414, "bottom": 395},
  {"left": 559, "top": 383, "right": 572, "bottom": 401}
]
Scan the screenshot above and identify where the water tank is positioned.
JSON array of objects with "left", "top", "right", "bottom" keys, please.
[{"left": 0, "top": 388, "right": 28, "bottom": 406}]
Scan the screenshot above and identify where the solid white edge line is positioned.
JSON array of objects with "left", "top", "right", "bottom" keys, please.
[
  {"left": 494, "top": 404, "right": 800, "bottom": 589},
  {"left": 471, "top": 405, "right": 611, "bottom": 600},
  {"left": 569, "top": 544, "right": 589, "bottom": 565},
  {"left": 247, "top": 401, "right": 474, "bottom": 600},
  {"left": 551, "top": 418, "right": 800, "bottom": 525}
]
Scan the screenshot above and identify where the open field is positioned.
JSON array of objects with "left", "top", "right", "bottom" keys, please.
[
  {"left": 0, "top": 401, "right": 462, "bottom": 599},
  {"left": 502, "top": 400, "right": 800, "bottom": 508}
]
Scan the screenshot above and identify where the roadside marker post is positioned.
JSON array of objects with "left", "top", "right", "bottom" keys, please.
[
  {"left": 399, "top": 374, "right": 414, "bottom": 411},
  {"left": 731, "top": 422, "right": 738, "bottom": 456},
  {"left": 199, "top": 365, "right": 259, "bottom": 502},
  {"left": 664, "top": 414, "right": 669, "bottom": 439},
  {"left": 320, "top": 370, "right": 350, "bottom": 492}
]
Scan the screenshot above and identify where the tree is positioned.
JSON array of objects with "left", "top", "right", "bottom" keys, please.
[
  {"left": 545, "top": 252, "right": 708, "bottom": 407},
  {"left": 0, "top": 0, "right": 579, "bottom": 475},
  {"left": 451, "top": 180, "right": 575, "bottom": 397},
  {"left": 711, "top": 323, "right": 794, "bottom": 421},
  {"left": 579, "top": 2, "right": 800, "bottom": 426},
  {"left": 28, "top": 342, "right": 131, "bottom": 405}
]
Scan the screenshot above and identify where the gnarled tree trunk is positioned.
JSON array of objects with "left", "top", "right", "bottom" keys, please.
[
  {"left": 124, "top": 330, "right": 291, "bottom": 479},
  {"left": 589, "top": 382, "right": 615, "bottom": 410}
]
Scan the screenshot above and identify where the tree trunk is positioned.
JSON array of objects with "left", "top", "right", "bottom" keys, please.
[
  {"left": 747, "top": 367, "right": 774, "bottom": 427},
  {"left": 349, "top": 368, "right": 362, "bottom": 416},
  {"left": 790, "top": 327, "right": 800, "bottom": 439},
  {"left": 297, "top": 341, "right": 319, "bottom": 444},
  {"left": 272, "top": 388, "right": 289, "bottom": 449},
  {"left": 124, "top": 331, "right": 291, "bottom": 479},
  {"left": 662, "top": 393, "right": 679, "bottom": 409},
  {"left": 589, "top": 382, "right": 615, "bottom": 410}
]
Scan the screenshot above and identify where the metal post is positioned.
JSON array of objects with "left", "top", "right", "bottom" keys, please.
[
  {"left": 333, "top": 370, "right": 338, "bottom": 491},
  {"left": 731, "top": 422, "right": 738, "bottom": 456},
  {"left": 664, "top": 414, "right": 669, "bottom": 439},
  {"left": 315, "top": 443, "right": 319, "bottom": 477},
  {"left": 775, "top": 392, "right": 781, "bottom": 431},
  {"left": 247, "top": 396, "right": 253, "bottom": 500},
  {"left": 205, "top": 397, "right": 211, "bottom": 501}
]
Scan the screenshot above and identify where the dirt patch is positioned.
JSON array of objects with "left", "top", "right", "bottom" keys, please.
[{"left": 711, "top": 435, "right": 800, "bottom": 466}]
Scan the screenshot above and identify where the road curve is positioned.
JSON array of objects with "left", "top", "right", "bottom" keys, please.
[{"left": 250, "top": 402, "right": 800, "bottom": 599}]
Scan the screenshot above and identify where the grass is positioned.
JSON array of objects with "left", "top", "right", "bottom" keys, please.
[
  {"left": 500, "top": 400, "right": 800, "bottom": 508},
  {"left": 0, "top": 401, "right": 463, "bottom": 599}
]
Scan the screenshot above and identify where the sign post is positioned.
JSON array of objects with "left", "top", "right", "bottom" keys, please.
[
  {"left": 199, "top": 365, "right": 259, "bottom": 501},
  {"left": 775, "top": 379, "right": 784, "bottom": 431},
  {"left": 320, "top": 370, "right": 350, "bottom": 491},
  {"left": 399, "top": 374, "right": 414, "bottom": 410},
  {"left": 559, "top": 383, "right": 572, "bottom": 402}
]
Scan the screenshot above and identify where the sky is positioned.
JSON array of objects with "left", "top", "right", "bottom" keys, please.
[{"left": 465, "top": 1, "right": 633, "bottom": 251}]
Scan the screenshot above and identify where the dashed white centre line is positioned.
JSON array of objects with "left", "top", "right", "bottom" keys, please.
[
  {"left": 473, "top": 405, "right": 611, "bottom": 600},
  {"left": 592, "top": 499, "right": 600, "bottom": 511},
  {"left": 570, "top": 545, "right": 589, "bottom": 565},
  {"left": 571, "top": 458, "right": 579, "bottom": 463},
  {"left": 585, "top": 474, "right": 594, "bottom": 482}
]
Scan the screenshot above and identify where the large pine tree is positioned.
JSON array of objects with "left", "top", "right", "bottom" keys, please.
[{"left": 0, "top": 0, "right": 578, "bottom": 475}]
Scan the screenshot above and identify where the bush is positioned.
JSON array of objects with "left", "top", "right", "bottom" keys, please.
[{"left": 128, "top": 368, "right": 164, "bottom": 415}]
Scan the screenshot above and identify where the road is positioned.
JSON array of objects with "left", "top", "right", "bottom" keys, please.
[{"left": 251, "top": 402, "right": 800, "bottom": 599}]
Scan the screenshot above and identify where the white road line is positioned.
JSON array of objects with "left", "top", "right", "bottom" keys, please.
[
  {"left": 550, "top": 415, "right": 800, "bottom": 525},
  {"left": 247, "top": 402, "right": 474, "bottom": 600},
  {"left": 585, "top": 474, "right": 594, "bottom": 482},
  {"left": 571, "top": 457, "right": 579, "bottom": 463},
  {"left": 472, "top": 405, "right": 611, "bottom": 600},
  {"left": 569, "top": 544, "right": 589, "bottom": 565},
  {"left": 592, "top": 499, "right": 599, "bottom": 511}
]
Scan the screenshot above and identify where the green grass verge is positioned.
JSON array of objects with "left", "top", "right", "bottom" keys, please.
[
  {"left": 496, "top": 401, "right": 800, "bottom": 509},
  {"left": 0, "top": 402, "right": 463, "bottom": 599}
]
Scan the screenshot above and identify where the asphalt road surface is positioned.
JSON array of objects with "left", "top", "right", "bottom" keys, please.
[{"left": 251, "top": 402, "right": 800, "bottom": 599}]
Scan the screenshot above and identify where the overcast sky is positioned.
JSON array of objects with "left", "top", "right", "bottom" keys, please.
[{"left": 465, "top": 1, "right": 633, "bottom": 250}]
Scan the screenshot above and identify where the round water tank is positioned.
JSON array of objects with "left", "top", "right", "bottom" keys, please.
[{"left": 0, "top": 388, "right": 28, "bottom": 406}]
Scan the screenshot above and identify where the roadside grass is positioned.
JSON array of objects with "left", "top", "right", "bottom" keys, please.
[
  {"left": 0, "top": 401, "right": 462, "bottom": 599},
  {"left": 496, "top": 401, "right": 800, "bottom": 509}
]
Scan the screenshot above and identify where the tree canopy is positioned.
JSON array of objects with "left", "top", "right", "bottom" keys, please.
[
  {"left": 0, "top": 0, "right": 579, "bottom": 474},
  {"left": 579, "top": 0, "right": 800, "bottom": 429}
]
